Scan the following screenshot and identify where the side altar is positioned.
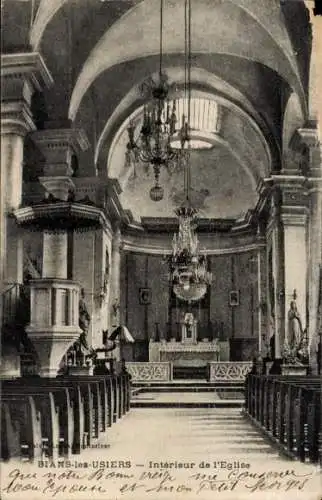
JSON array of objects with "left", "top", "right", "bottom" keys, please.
[{"left": 149, "top": 314, "right": 230, "bottom": 365}]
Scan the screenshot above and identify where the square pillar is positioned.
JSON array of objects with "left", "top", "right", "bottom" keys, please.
[
  {"left": 31, "top": 128, "right": 89, "bottom": 201},
  {"left": 288, "top": 126, "right": 322, "bottom": 367},
  {"left": 281, "top": 213, "right": 308, "bottom": 336},
  {"left": 274, "top": 175, "right": 309, "bottom": 356}
]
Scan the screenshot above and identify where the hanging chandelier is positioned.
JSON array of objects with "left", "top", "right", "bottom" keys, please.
[
  {"left": 170, "top": 0, "right": 212, "bottom": 303},
  {"left": 125, "top": 0, "right": 178, "bottom": 201},
  {"left": 170, "top": 155, "right": 212, "bottom": 302}
]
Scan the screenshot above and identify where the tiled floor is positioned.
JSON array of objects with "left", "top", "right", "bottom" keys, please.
[{"left": 1, "top": 407, "right": 320, "bottom": 500}]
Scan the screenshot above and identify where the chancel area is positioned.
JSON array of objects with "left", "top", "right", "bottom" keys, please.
[{"left": 0, "top": 0, "right": 322, "bottom": 479}]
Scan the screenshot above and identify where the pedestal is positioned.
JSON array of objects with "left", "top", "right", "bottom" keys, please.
[
  {"left": 281, "top": 364, "right": 308, "bottom": 376},
  {"left": 67, "top": 365, "right": 93, "bottom": 376}
]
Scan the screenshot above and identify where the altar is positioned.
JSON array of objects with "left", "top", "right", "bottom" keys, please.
[
  {"left": 149, "top": 339, "right": 230, "bottom": 365},
  {"left": 149, "top": 314, "right": 230, "bottom": 366}
]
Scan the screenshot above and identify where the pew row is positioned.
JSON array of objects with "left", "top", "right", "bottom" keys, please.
[
  {"left": 1, "top": 372, "right": 131, "bottom": 462},
  {"left": 244, "top": 374, "right": 321, "bottom": 464}
]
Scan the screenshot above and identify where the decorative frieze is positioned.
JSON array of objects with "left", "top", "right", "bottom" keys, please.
[
  {"left": 208, "top": 361, "right": 252, "bottom": 381},
  {"left": 125, "top": 362, "right": 173, "bottom": 382}
]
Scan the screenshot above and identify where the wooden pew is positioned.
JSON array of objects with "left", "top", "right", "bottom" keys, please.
[
  {"left": 1, "top": 372, "right": 131, "bottom": 462},
  {"left": 1, "top": 395, "right": 42, "bottom": 461},
  {"left": 1, "top": 384, "right": 75, "bottom": 458},
  {"left": 2, "top": 380, "right": 85, "bottom": 455},
  {"left": 245, "top": 374, "right": 321, "bottom": 463}
]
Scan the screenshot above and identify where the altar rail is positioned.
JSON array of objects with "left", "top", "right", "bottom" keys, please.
[
  {"left": 245, "top": 374, "right": 322, "bottom": 464},
  {"left": 125, "top": 362, "right": 252, "bottom": 383},
  {"left": 1, "top": 372, "right": 131, "bottom": 461},
  {"left": 126, "top": 362, "right": 173, "bottom": 382},
  {"left": 208, "top": 362, "right": 252, "bottom": 382}
]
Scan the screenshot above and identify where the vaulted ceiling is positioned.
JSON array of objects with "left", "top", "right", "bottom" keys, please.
[{"left": 3, "top": 0, "right": 312, "bottom": 221}]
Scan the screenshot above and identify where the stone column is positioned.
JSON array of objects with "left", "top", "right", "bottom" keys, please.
[
  {"left": 304, "top": 2, "right": 322, "bottom": 129},
  {"left": 0, "top": 54, "right": 52, "bottom": 378},
  {"left": 265, "top": 192, "right": 284, "bottom": 359},
  {"left": 109, "top": 225, "right": 122, "bottom": 330},
  {"left": 288, "top": 126, "right": 322, "bottom": 369},
  {"left": 307, "top": 179, "right": 322, "bottom": 368},
  {"left": 275, "top": 176, "right": 309, "bottom": 354},
  {"left": 1, "top": 53, "right": 52, "bottom": 311},
  {"left": 257, "top": 245, "right": 267, "bottom": 355},
  {"left": 303, "top": 3, "right": 322, "bottom": 369},
  {"left": 25, "top": 128, "right": 89, "bottom": 376},
  {"left": 32, "top": 128, "right": 90, "bottom": 279},
  {"left": 297, "top": 129, "right": 321, "bottom": 369}
]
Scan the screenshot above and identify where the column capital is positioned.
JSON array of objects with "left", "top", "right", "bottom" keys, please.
[
  {"left": 1, "top": 52, "right": 53, "bottom": 103},
  {"left": 296, "top": 128, "right": 320, "bottom": 149},
  {"left": 1, "top": 53, "right": 53, "bottom": 137},
  {"left": 280, "top": 210, "right": 308, "bottom": 227},
  {"left": 1, "top": 101, "right": 35, "bottom": 136},
  {"left": 306, "top": 176, "right": 322, "bottom": 193},
  {"left": 31, "top": 128, "right": 89, "bottom": 156},
  {"left": 289, "top": 125, "right": 321, "bottom": 177},
  {"left": 31, "top": 129, "right": 89, "bottom": 200},
  {"left": 31, "top": 128, "right": 89, "bottom": 176},
  {"left": 112, "top": 225, "right": 123, "bottom": 252}
]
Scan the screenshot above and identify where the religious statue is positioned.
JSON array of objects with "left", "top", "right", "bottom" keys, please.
[
  {"left": 112, "top": 298, "right": 120, "bottom": 317},
  {"left": 287, "top": 300, "right": 303, "bottom": 350},
  {"left": 180, "top": 312, "right": 197, "bottom": 343},
  {"left": 184, "top": 312, "right": 194, "bottom": 339},
  {"left": 78, "top": 288, "right": 91, "bottom": 351}
]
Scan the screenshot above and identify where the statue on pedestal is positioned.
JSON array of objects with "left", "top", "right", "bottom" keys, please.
[
  {"left": 288, "top": 300, "right": 303, "bottom": 349},
  {"left": 69, "top": 288, "right": 92, "bottom": 366},
  {"left": 283, "top": 291, "right": 306, "bottom": 365},
  {"left": 78, "top": 288, "right": 91, "bottom": 351}
]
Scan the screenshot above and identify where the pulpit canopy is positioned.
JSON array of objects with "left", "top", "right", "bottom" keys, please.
[{"left": 109, "top": 325, "right": 135, "bottom": 343}]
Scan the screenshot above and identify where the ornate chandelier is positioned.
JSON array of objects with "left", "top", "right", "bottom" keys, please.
[
  {"left": 125, "top": 0, "right": 178, "bottom": 201},
  {"left": 170, "top": 0, "right": 212, "bottom": 303},
  {"left": 170, "top": 160, "right": 212, "bottom": 302}
]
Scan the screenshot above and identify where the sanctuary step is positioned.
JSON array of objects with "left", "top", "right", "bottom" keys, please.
[
  {"left": 131, "top": 386, "right": 244, "bottom": 408},
  {"left": 132, "top": 384, "right": 244, "bottom": 393},
  {"left": 132, "top": 380, "right": 245, "bottom": 388}
]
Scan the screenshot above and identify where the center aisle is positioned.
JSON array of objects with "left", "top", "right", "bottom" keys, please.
[{"left": 1, "top": 407, "right": 320, "bottom": 500}]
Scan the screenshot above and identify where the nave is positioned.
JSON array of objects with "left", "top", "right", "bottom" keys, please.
[
  {"left": 1, "top": 403, "right": 320, "bottom": 500},
  {"left": 1, "top": 2, "right": 322, "bottom": 499}
]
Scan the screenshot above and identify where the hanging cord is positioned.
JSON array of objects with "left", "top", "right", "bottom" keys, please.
[
  {"left": 183, "top": 0, "right": 192, "bottom": 203},
  {"left": 184, "top": 0, "right": 188, "bottom": 112},
  {"left": 183, "top": 0, "right": 188, "bottom": 201},
  {"left": 159, "top": 0, "right": 164, "bottom": 81},
  {"left": 187, "top": 0, "right": 191, "bottom": 131},
  {"left": 187, "top": 0, "right": 192, "bottom": 201}
]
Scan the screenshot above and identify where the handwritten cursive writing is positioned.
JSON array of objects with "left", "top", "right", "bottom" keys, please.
[{"left": 0, "top": 466, "right": 317, "bottom": 498}]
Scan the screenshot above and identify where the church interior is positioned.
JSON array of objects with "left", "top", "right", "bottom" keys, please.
[{"left": 0, "top": 0, "right": 321, "bottom": 490}]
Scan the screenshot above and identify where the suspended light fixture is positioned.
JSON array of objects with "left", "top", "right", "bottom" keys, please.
[
  {"left": 125, "top": 0, "right": 178, "bottom": 201},
  {"left": 170, "top": 0, "right": 212, "bottom": 303}
]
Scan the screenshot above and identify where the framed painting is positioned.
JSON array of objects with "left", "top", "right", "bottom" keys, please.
[
  {"left": 139, "top": 287, "right": 151, "bottom": 305},
  {"left": 229, "top": 290, "right": 240, "bottom": 306}
]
